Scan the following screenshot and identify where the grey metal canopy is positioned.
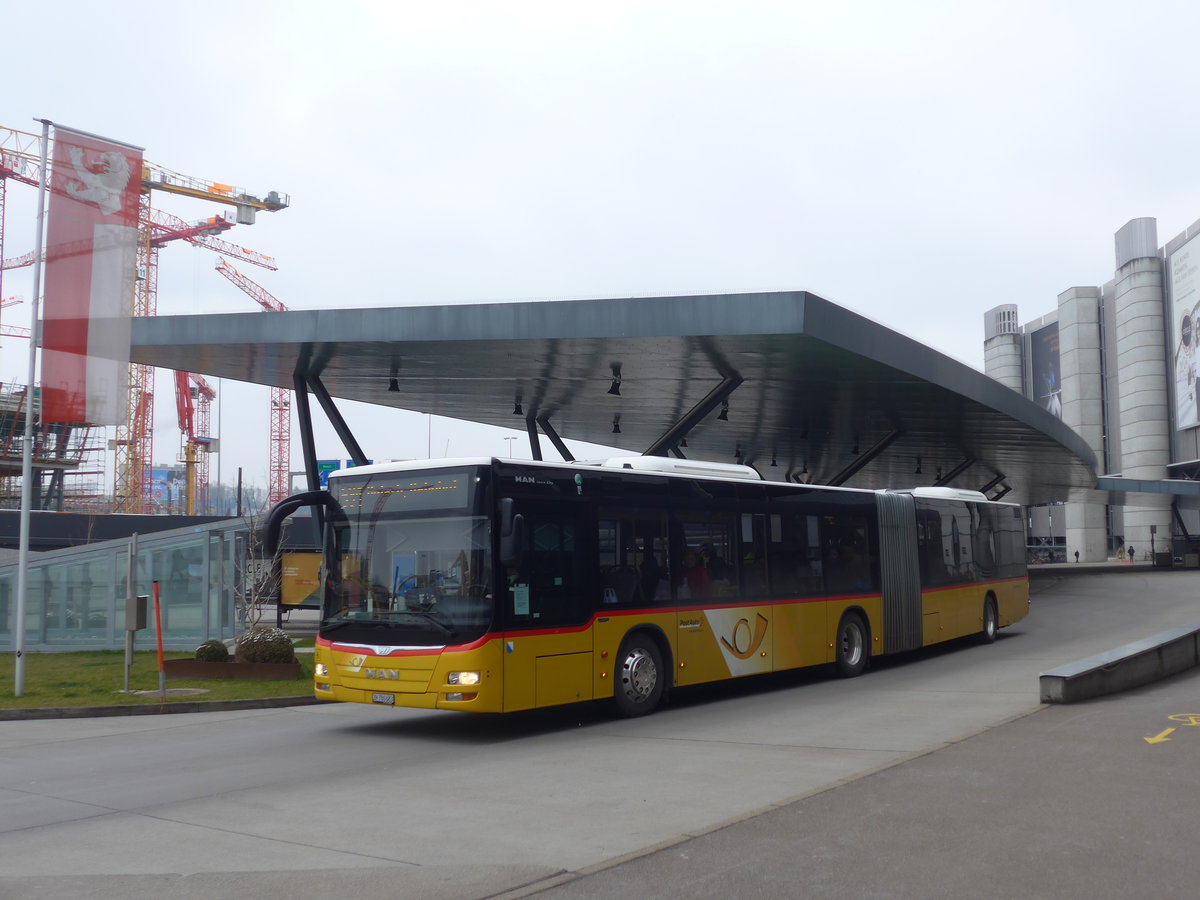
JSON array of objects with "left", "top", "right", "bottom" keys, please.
[{"left": 130, "top": 290, "right": 1097, "bottom": 506}]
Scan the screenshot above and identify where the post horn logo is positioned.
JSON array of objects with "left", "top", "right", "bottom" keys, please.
[{"left": 720, "top": 613, "right": 769, "bottom": 659}]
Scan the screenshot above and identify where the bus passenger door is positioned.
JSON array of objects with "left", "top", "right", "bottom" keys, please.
[{"left": 500, "top": 501, "right": 593, "bottom": 711}]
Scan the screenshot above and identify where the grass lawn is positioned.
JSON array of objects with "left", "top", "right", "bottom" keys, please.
[{"left": 0, "top": 651, "right": 315, "bottom": 710}]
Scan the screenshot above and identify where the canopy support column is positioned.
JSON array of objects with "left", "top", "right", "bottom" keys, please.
[
  {"left": 535, "top": 414, "right": 575, "bottom": 462},
  {"left": 643, "top": 373, "right": 743, "bottom": 458},
  {"left": 827, "top": 429, "right": 902, "bottom": 487},
  {"left": 935, "top": 457, "right": 977, "bottom": 487}
]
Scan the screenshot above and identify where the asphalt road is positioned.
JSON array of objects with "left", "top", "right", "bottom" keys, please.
[{"left": 1, "top": 569, "right": 1198, "bottom": 899}]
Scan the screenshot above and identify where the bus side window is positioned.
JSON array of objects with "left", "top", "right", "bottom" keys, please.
[
  {"left": 677, "top": 516, "right": 739, "bottom": 597},
  {"left": 597, "top": 512, "right": 668, "bottom": 605},
  {"left": 769, "top": 513, "right": 822, "bottom": 597},
  {"left": 739, "top": 513, "right": 768, "bottom": 597}
]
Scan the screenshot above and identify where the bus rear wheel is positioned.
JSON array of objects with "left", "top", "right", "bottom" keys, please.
[
  {"left": 613, "top": 634, "right": 664, "bottom": 717},
  {"left": 978, "top": 596, "right": 999, "bottom": 644},
  {"left": 835, "top": 612, "right": 869, "bottom": 678}
]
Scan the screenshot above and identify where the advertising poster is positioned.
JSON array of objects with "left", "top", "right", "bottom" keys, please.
[
  {"left": 41, "top": 126, "right": 141, "bottom": 424},
  {"left": 1172, "top": 233, "right": 1200, "bottom": 430},
  {"left": 1029, "top": 323, "right": 1062, "bottom": 419}
]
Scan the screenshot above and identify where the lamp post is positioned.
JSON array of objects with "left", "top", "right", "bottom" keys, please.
[{"left": 503, "top": 437, "right": 517, "bottom": 458}]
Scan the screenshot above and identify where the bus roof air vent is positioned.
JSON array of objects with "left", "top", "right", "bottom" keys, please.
[{"left": 601, "top": 457, "right": 763, "bottom": 481}]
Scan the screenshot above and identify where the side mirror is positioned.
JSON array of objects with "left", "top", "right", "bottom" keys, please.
[{"left": 499, "top": 498, "right": 526, "bottom": 566}]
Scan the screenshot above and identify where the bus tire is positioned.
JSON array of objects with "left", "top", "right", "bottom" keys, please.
[
  {"left": 613, "top": 633, "right": 665, "bottom": 717},
  {"left": 978, "top": 595, "right": 999, "bottom": 644},
  {"left": 834, "top": 611, "right": 869, "bottom": 678}
]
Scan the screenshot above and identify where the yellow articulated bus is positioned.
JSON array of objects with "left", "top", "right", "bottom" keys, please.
[{"left": 267, "top": 456, "right": 1027, "bottom": 717}]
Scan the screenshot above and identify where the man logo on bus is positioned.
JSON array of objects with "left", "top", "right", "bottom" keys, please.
[{"left": 720, "top": 613, "right": 769, "bottom": 659}]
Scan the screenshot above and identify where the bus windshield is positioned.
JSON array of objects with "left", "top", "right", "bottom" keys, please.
[{"left": 322, "top": 468, "right": 492, "bottom": 646}]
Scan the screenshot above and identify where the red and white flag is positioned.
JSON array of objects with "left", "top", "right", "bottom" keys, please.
[{"left": 41, "top": 126, "right": 141, "bottom": 425}]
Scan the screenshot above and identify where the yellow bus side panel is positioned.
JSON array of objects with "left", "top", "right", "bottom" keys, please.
[
  {"left": 772, "top": 601, "right": 835, "bottom": 669},
  {"left": 503, "top": 628, "right": 593, "bottom": 712},
  {"left": 996, "top": 579, "right": 1030, "bottom": 627},
  {"left": 675, "top": 597, "right": 882, "bottom": 687},
  {"left": 921, "top": 579, "right": 1029, "bottom": 647}
]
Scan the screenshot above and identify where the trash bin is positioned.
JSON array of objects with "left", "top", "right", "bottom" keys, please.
[{"left": 1154, "top": 551, "right": 1173, "bottom": 568}]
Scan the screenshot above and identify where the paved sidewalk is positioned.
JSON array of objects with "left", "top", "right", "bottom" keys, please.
[{"left": 523, "top": 667, "right": 1200, "bottom": 899}]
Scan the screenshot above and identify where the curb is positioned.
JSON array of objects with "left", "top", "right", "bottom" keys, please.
[
  {"left": 0, "top": 695, "right": 324, "bottom": 721},
  {"left": 1040, "top": 621, "right": 1200, "bottom": 703}
]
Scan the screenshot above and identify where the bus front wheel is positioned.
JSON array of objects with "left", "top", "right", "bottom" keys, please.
[
  {"left": 613, "top": 633, "right": 665, "bottom": 717},
  {"left": 835, "top": 612, "right": 869, "bottom": 678}
]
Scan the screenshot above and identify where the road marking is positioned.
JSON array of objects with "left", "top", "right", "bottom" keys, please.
[
  {"left": 1144, "top": 714, "right": 1200, "bottom": 745},
  {"left": 1145, "top": 728, "right": 1175, "bottom": 745}
]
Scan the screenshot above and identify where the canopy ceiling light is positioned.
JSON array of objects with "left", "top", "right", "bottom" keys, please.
[
  {"left": 608, "top": 364, "right": 622, "bottom": 396},
  {"left": 612, "top": 415, "right": 621, "bottom": 434},
  {"left": 717, "top": 399, "right": 729, "bottom": 421}
]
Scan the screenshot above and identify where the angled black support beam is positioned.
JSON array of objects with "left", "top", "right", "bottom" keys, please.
[
  {"left": 1172, "top": 503, "right": 1192, "bottom": 542},
  {"left": 525, "top": 414, "right": 543, "bottom": 461},
  {"left": 935, "top": 457, "right": 977, "bottom": 487},
  {"left": 979, "top": 472, "right": 1007, "bottom": 495},
  {"left": 643, "top": 373, "right": 744, "bottom": 458},
  {"left": 306, "top": 375, "right": 369, "bottom": 467},
  {"left": 991, "top": 485, "right": 1012, "bottom": 501},
  {"left": 293, "top": 371, "right": 320, "bottom": 493},
  {"left": 535, "top": 415, "right": 575, "bottom": 462},
  {"left": 827, "top": 429, "right": 903, "bottom": 487}
]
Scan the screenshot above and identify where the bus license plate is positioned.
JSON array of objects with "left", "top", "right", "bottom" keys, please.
[{"left": 371, "top": 693, "right": 395, "bottom": 705}]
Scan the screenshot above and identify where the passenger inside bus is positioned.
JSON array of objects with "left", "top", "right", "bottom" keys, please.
[
  {"left": 639, "top": 542, "right": 662, "bottom": 602},
  {"left": 681, "top": 549, "right": 710, "bottom": 598}
]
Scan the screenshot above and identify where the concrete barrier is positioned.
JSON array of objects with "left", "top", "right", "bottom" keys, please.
[{"left": 1040, "top": 622, "right": 1200, "bottom": 703}]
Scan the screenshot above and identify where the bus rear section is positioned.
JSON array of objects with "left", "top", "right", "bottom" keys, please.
[{"left": 877, "top": 489, "right": 1029, "bottom": 657}]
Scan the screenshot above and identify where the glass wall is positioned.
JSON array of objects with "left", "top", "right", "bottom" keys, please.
[{"left": 0, "top": 518, "right": 253, "bottom": 652}]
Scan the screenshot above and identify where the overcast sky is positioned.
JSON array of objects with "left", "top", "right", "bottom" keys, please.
[{"left": 4, "top": 0, "right": 1200, "bottom": 501}]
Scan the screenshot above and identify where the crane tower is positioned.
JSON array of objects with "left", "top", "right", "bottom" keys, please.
[{"left": 213, "top": 259, "right": 291, "bottom": 505}]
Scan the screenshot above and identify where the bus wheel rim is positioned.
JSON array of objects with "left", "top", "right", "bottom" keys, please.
[
  {"left": 842, "top": 623, "right": 863, "bottom": 665},
  {"left": 621, "top": 648, "right": 658, "bottom": 702}
]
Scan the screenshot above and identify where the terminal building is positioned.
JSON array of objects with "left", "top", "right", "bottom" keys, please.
[{"left": 984, "top": 216, "right": 1200, "bottom": 564}]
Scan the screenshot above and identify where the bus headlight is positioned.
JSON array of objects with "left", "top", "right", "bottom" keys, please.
[
  {"left": 315, "top": 663, "right": 328, "bottom": 677},
  {"left": 447, "top": 671, "right": 480, "bottom": 686}
]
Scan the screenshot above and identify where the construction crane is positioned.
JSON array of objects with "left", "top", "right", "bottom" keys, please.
[
  {"left": 0, "top": 126, "right": 42, "bottom": 311},
  {"left": 2, "top": 210, "right": 276, "bottom": 273},
  {"left": 1, "top": 295, "right": 29, "bottom": 341},
  {"left": 173, "top": 370, "right": 216, "bottom": 514},
  {"left": 213, "top": 258, "right": 291, "bottom": 505},
  {"left": 1, "top": 123, "right": 288, "bottom": 513}
]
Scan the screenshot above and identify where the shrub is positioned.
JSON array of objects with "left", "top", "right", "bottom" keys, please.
[
  {"left": 194, "top": 639, "right": 230, "bottom": 663},
  {"left": 235, "top": 626, "right": 297, "bottom": 664}
]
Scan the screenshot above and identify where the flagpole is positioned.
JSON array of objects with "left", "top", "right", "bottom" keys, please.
[{"left": 14, "top": 118, "right": 51, "bottom": 697}]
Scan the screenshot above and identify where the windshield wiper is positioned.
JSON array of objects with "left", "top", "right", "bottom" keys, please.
[
  {"left": 321, "top": 610, "right": 455, "bottom": 640},
  {"left": 396, "top": 609, "right": 455, "bottom": 639}
]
